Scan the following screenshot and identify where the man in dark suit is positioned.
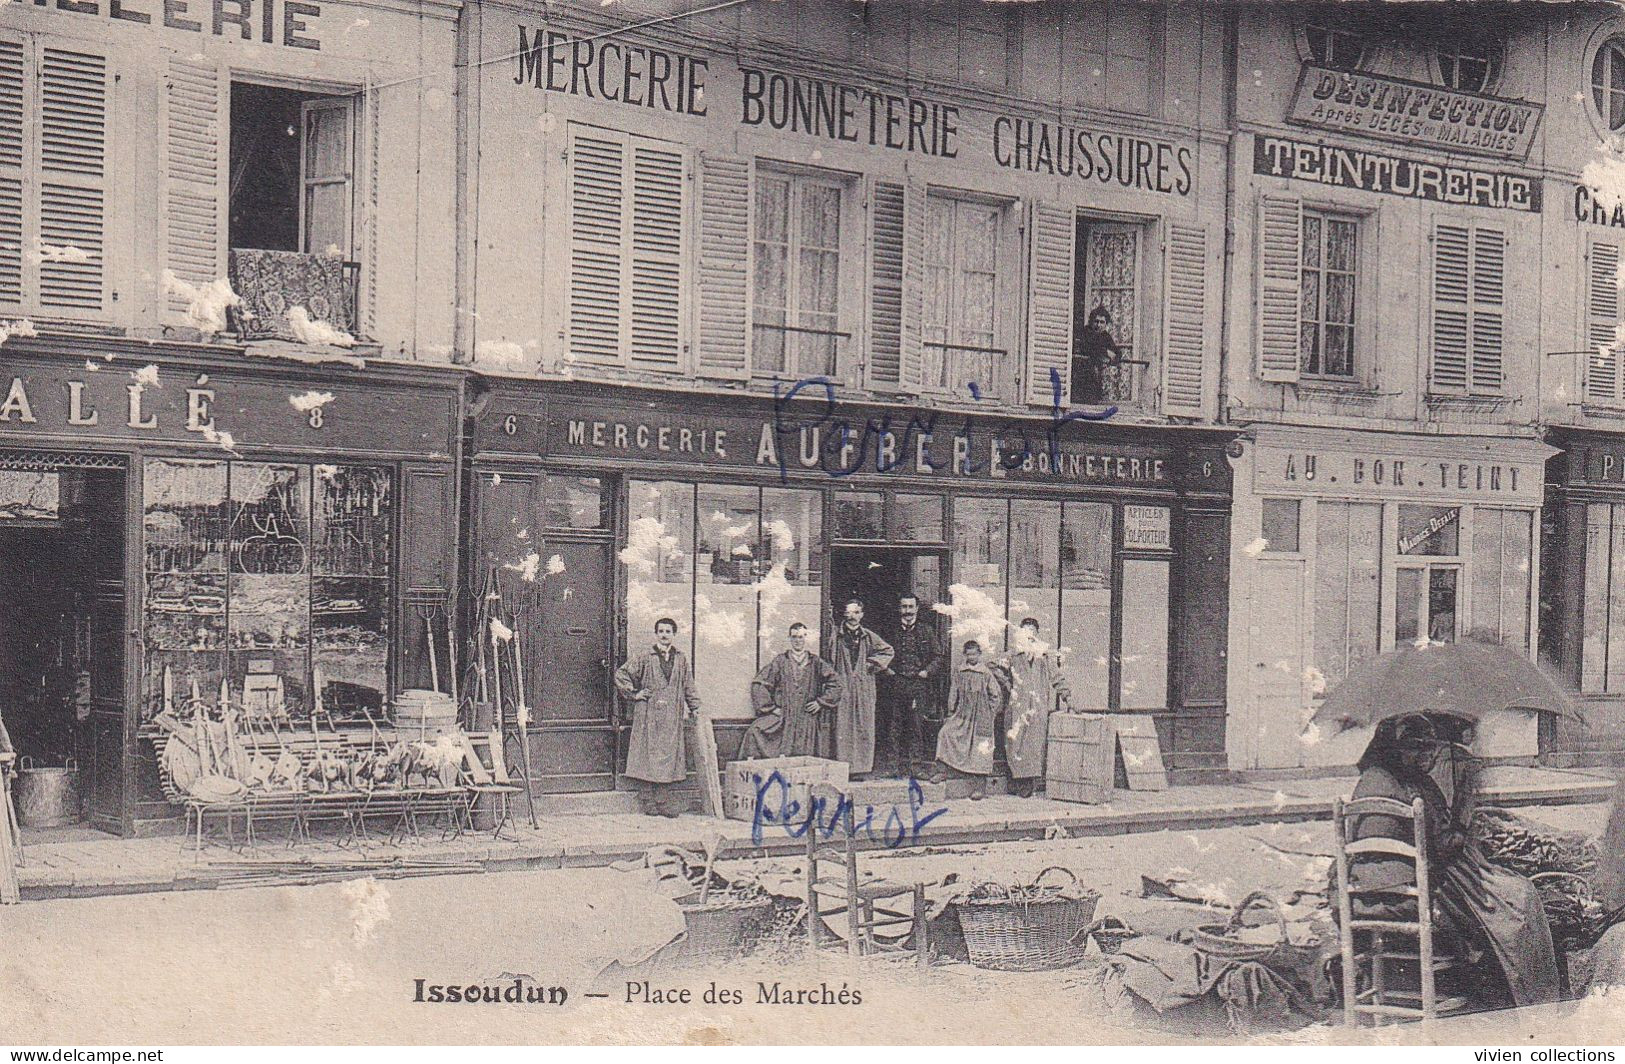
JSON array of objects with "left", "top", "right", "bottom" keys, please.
[{"left": 879, "top": 591, "right": 945, "bottom": 778}]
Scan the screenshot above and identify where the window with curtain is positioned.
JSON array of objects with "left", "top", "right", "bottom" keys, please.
[
  {"left": 1300, "top": 209, "right": 1359, "bottom": 378},
  {"left": 924, "top": 194, "right": 1009, "bottom": 399},
  {"left": 753, "top": 169, "right": 846, "bottom": 379}
]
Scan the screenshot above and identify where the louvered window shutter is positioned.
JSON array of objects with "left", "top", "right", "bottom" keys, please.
[
  {"left": 1431, "top": 221, "right": 1505, "bottom": 396},
  {"left": 37, "top": 45, "right": 108, "bottom": 315},
  {"left": 1162, "top": 224, "right": 1208, "bottom": 418},
  {"left": 866, "top": 179, "right": 904, "bottom": 388},
  {"left": 164, "top": 55, "right": 226, "bottom": 317},
  {"left": 1256, "top": 193, "right": 1302, "bottom": 383},
  {"left": 695, "top": 153, "right": 749, "bottom": 379},
  {"left": 1024, "top": 200, "right": 1074, "bottom": 406},
  {"left": 567, "top": 126, "right": 628, "bottom": 366},
  {"left": 628, "top": 139, "right": 685, "bottom": 369},
  {"left": 1469, "top": 224, "right": 1505, "bottom": 394},
  {"left": 0, "top": 40, "right": 24, "bottom": 309},
  {"left": 1587, "top": 238, "right": 1624, "bottom": 406},
  {"left": 898, "top": 178, "right": 927, "bottom": 391},
  {"left": 1431, "top": 222, "right": 1471, "bottom": 393}
]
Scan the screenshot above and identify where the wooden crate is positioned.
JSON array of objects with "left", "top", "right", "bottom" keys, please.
[
  {"left": 723, "top": 756, "right": 848, "bottom": 822},
  {"left": 1046, "top": 713, "right": 1114, "bottom": 804}
]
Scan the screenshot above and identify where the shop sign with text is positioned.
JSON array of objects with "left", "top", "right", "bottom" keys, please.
[
  {"left": 1253, "top": 134, "right": 1540, "bottom": 213},
  {"left": 0, "top": 357, "right": 455, "bottom": 456},
  {"left": 39, "top": 0, "right": 325, "bottom": 49},
  {"left": 478, "top": 391, "right": 1230, "bottom": 491},
  {"left": 1287, "top": 65, "right": 1541, "bottom": 161},
  {"left": 1253, "top": 444, "right": 1544, "bottom": 504}
]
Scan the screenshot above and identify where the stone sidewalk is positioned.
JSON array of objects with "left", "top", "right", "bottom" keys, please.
[{"left": 10, "top": 765, "right": 1615, "bottom": 900}]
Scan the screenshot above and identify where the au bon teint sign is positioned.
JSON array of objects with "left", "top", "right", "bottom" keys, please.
[{"left": 1288, "top": 65, "right": 1542, "bottom": 161}]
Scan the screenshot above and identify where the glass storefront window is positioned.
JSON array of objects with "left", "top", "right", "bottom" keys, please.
[
  {"left": 1397, "top": 504, "right": 1460, "bottom": 556},
  {"left": 625, "top": 480, "right": 695, "bottom": 654},
  {"left": 1583, "top": 503, "right": 1625, "bottom": 693},
  {"left": 834, "top": 491, "right": 883, "bottom": 538},
  {"left": 759, "top": 487, "right": 824, "bottom": 664},
  {"left": 888, "top": 493, "right": 944, "bottom": 542},
  {"left": 142, "top": 459, "right": 393, "bottom": 723},
  {"left": 696, "top": 486, "right": 761, "bottom": 718},
  {"left": 1261, "top": 499, "right": 1301, "bottom": 553},
  {"left": 1011, "top": 500, "right": 1061, "bottom": 650},
  {"left": 1060, "top": 502, "right": 1113, "bottom": 710},
  {"left": 951, "top": 497, "right": 1009, "bottom": 660},
  {"left": 545, "top": 475, "right": 604, "bottom": 529},
  {"left": 1119, "top": 558, "right": 1169, "bottom": 710}
]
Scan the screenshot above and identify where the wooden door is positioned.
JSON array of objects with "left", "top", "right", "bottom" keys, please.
[{"left": 529, "top": 538, "right": 614, "bottom": 792}]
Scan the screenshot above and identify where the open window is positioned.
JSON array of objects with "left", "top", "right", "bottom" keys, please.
[
  {"left": 227, "top": 82, "right": 359, "bottom": 342},
  {"left": 1072, "top": 218, "right": 1150, "bottom": 408}
]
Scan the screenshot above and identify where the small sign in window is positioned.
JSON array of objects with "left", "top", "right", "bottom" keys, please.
[{"left": 1122, "top": 504, "right": 1171, "bottom": 551}]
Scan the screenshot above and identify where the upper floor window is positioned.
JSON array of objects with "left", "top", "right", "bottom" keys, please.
[
  {"left": 1595, "top": 37, "right": 1625, "bottom": 133},
  {"left": 752, "top": 168, "right": 851, "bottom": 380},
  {"left": 923, "top": 192, "right": 1013, "bottom": 399},
  {"left": 0, "top": 38, "right": 109, "bottom": 320},
  {"left": 228, "top": 82, "right": 359, "bottom": 341},
  {"left": 1038, "top": 2, "right": 1165, "bottom": 116},
  {"left": 1302, "top": 20, "right": 1369, "bottom": 70},
  {"left": 1435, "top": 34, "right": 1503, "bottom": 94},
  {"left": 1072, "top": 221, "right": 1147, "bottom": 406},
  {"left": 1300, "top": 209, "right": 1359, "bottom": 378},
  {"left": 564, "top": 123, "right": 688, "bottom": 371}
]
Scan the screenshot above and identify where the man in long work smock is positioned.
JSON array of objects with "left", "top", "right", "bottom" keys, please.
[
  {"left": 1001, "top": 617, "right": 1071, "bottom": 797},
  {"left": 614, "top": 617, "right": 701, "bottom": 818},
  {"left": 739, "top": 622, "right": 841, "bottom": 760},
  {"left": 831, "top": 599, "right": 893, "bottom": 778}
]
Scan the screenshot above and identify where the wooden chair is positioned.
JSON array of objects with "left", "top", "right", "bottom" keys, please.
[
  {"left": 464, "top": 730, "right": 526, "bottom": 839},
  {"left": 1334, "top": 794, "right": 1467, "bottom": 1024},
  {"left": 805, "top": 784, "right": 929, "bottom": 964}
]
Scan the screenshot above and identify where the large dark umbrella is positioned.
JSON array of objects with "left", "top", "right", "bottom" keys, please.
[{"left": 1312, "top": 637, "right": 1584, "bottom": 735}]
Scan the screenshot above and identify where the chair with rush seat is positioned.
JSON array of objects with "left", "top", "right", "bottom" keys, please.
[
  {"left": 1334, "top": 795, "right": 1468, "bottom": 1024},
  {"left": 804, "top": 784, "right": 929, "bottom": 964}
]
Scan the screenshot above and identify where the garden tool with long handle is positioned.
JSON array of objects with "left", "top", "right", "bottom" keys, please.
[{"left": 509, "top": 620, "right": 539, "bottom": 829}]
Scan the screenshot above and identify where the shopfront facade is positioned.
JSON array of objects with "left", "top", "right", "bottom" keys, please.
[
  {"left": 1227, "top": 427, "right": 1553, "bottom": 772},
  {"left": 0, "top": 339, "right": 459, "bottom": 835},
  {"left": 468, "top": 379, "right": 1235, "bottom": 791}
]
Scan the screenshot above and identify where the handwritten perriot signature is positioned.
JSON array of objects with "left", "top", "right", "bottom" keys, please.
[
  {"left": 766, "top": 369, "right": 1117, "bottom": 484},
  {"left": 748, "top": 772, "right": 950, "bottom": 848}
]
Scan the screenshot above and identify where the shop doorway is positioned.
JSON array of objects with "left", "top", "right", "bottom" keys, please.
[
  {"left": 828, "top": 547, "right": 946, "bottom": 638},
  {"left": 0, "top": 462, "right": 126, "bottom": 832},
  {"left": 530, "top": 538, "right": 615, "bottom": 793}
]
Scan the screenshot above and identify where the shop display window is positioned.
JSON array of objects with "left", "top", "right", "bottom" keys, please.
[
  {"left": 1119, "top": 559, "right": 1169, "bottom": 710},
  {"left": 1398, "top": 504, "right": 1460, "bottom": 556},
  {"left": 1060, "top": 502, "right": 1113, "bottom": 709},
  {"left": 142, "top": 459, "right": 392, "bottom": 722},
  {"left": 625, "top": 480, "right": 823, "bottom": 720}
]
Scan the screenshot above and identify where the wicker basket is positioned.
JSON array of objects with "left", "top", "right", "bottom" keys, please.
[
  {"left": 958, "top": 866, "right": 1101, "bottom": 972},
  {"left": 1082, "top": 915, "right": 1137, "bottom": 955},
  {"left": 1189, "top": 891, "right": 1286, "bottom": 962},
  {"left": 654, "top": 894, "right": 776, "bottom": 968}
]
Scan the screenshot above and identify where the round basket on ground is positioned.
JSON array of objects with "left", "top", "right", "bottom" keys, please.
[
  {"left": 1081, "top": 915, "right": 1137, "bottom": 956},
  {"left": 957, "top": 866, "right": 1101, "bottom": 972},
  {"left": 657, "top": 894, "right": 777, "bottom": 968},
  {"left": 1188, "top": 891, "right": 1287, "bottom": 963}
]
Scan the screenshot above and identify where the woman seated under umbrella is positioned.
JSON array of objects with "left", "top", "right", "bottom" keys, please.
[{"left": 1336, "top": 712, "right": 1560, "bottom": 1011}]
